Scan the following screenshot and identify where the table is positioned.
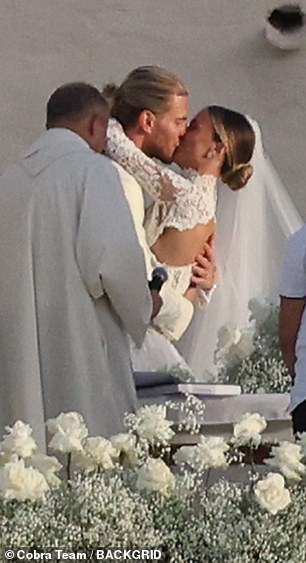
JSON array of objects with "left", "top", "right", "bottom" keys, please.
[{"left": 137, "top": 392, "right": 292, "bottom": 444}]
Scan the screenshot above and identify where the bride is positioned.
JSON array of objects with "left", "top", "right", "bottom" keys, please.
[
  {"left": 178, "top": 117, "right": 303, "bottom": 380},
  {"left": 106, "top": 107, "right": 303, "bottom": 378}
]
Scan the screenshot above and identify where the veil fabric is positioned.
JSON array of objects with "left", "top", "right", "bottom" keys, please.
[{"left": 176, "top": 117, "right": 304, "bottom": 381}]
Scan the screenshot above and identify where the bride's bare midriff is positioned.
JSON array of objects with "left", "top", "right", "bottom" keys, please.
[{"left": 151, "top": 219, "right": 215, "bottom": 266}]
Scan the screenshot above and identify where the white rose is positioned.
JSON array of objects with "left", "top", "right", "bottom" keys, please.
[
  {"left": 265, "top": 442, "right": 305, "bottom": 481},
  {"left": 74, "top": 437, "right": 117, "bottom": 472},
  {"left": 111, "top": 433, "right": 138, "bottom": 466},
  {"left": 231, "top": 333, "right": 255, "bottom": 361},
  {"left": 47, "top": 412, "right": 88, "bottom": 436},
  {"left": 136, "top": 458, "right": 175, "bottom": 495},
  {"left": 27, "top": 454, "right": 62, "bottom": 487},
  {"left": 217, "top": 325, "right": 242, "bottom": 353},
  {"left": 174, "top": 437, "right": 229, "bottom": 471},
  {"left": 233, "top": 413, "right": 267, "bottom": 447},
  {"left": 254, "top": 473, "right": 291, "bottom": 515},
  {"left": 47, "top": 412, "right": 88, "bottom": 454},
  {"left": 173, "top": 445, "right": 197, "bottom": 467},
  {"left": 1, "top": 421, "right": 37, "bottom": 458},
  {"left": 134, "top": 405, "right": 174, "bottom": 445},
  {"left": 248, "top": 298, "right": 271, "bottom": 325},
  {"left": 0, "top": 458, "right": 49, "bottom": 501},
  {"left": 194, "top": 436, "right": 229, "bottom": 470}
]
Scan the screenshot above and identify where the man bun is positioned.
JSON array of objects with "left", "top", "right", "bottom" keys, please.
[{"left": 222, "top": 163, "right": 253, "bottom": 191}]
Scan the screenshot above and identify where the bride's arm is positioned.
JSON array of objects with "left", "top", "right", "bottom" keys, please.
[{"left": 106, "top": 118, "right": 215, "bottom": 203}]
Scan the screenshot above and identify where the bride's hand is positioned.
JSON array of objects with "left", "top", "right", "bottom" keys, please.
[{"left": 198, "top": 144, "right": 225, "bottom": 177}]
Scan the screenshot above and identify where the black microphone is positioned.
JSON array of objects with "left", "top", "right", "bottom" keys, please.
[{"left": 148, "top": 267, "right": 168, "bottom": 292}]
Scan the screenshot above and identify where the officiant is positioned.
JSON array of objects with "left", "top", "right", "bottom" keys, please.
[{"left": 0, "top": 82, "right": 157, "bottom": 449}]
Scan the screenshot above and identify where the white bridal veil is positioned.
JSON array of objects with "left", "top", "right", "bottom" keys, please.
[{"left": 177, "top": 117, "right": 304, "bottom": 381}]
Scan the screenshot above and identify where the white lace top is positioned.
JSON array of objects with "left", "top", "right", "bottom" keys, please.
[
  {"left": 106, "top": 119, "right": 217, "bottom": 236},
  {"left": 105, "top": 119, "right": 217, "bottom": 297},
  {"left": 144, "top": 164, "right": 217, "bottom": 247}
]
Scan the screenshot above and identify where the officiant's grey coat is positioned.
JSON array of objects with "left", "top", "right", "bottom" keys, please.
[{"left": 0, "top": 129, "right": 152, "bottom": 449}]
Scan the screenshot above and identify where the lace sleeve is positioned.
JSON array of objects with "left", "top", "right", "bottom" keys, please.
[
  {"left": 145, "top": 173, "right": 217, "bottom": 248},
  {"left": 156, "top": 173, "right": 217, "bottom": 232},
  {"left": 106, "top": 118, "right": 214, "bottom": 203}
]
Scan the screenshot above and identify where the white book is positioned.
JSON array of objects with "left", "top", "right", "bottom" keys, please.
[{"left": 137, "top": 382, "right": 241, "bottom": 398}]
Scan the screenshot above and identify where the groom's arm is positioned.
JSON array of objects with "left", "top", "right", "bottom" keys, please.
[{"left": 153, "top": 283, "right": 194, "bottom": 341}]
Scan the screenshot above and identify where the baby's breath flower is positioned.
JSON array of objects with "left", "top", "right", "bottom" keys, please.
[{"left": 218, "top": 302, "right": 291, "bottom": 393}]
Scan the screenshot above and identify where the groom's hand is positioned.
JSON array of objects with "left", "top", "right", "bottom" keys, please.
[{"left": 191, "top": 237, "right": 217, "bottom": 290}]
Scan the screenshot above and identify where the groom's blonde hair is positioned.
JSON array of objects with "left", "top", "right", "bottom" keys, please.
[{"left": 102, "top": 66, "right": 188, "bottom": 128}]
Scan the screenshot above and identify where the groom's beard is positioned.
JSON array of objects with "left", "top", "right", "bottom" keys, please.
[
  {"left": 143, "top": 142, "right": 174, "bottom": 164},
  {"left": 142, "top": 136, "right": 176, "bottom": 164}
]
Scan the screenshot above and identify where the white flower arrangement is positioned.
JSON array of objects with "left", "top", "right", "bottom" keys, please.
[
  {"left": 217, "top": 299, "right": 291, "bottom": 393},
  {"left": 47, "top": 411, "right": 88, "bottom": 453},
  {"left": 0, "top": 420, "right": 37, "bottom": 459},
  {"left": 1, "top": 405, "right": 306, "bottom": 562},
  {"left": 265, "top": 441, "right": 306, "bottom": 481},
  {"left": 233, "top": 412, "right": 267, "bottom": 448},
  {"left": 174, "top": 436, "right": 229, "bottom": 471},
  {"left": 0, "top": 457, "right": 49, "bottom": 502}
]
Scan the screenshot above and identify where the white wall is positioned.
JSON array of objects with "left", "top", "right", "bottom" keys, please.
[{"left": 0, "top": 0, "right": 306, "bottom": 217}]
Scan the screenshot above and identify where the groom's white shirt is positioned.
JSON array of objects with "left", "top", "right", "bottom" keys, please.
[{"left": 114, "top": 162, "right": 194, "bottom": 341}]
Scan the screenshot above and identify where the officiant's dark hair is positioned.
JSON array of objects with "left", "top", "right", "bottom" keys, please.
[
  {"left": 102, "top": 66, "right": 188, "bottom": 129},
  {"left": 46, "top": 82, "right": 108, "bottom": 128}
]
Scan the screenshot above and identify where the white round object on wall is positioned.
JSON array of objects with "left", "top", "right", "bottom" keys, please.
[{"left": 264, "top": 4, "right": 306, "bottom": 50}]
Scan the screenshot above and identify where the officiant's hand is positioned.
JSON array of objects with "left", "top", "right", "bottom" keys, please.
[
  {"left": 150, "top": 289, "right": 163, "bottom": 319},
  {"left": 191, "top": 237, "right": 217, "bottom": 290}
]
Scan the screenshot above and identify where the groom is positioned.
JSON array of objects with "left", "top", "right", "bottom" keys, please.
[{"left": 103, "top": 65, "right": 218, "bottom": 341}]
